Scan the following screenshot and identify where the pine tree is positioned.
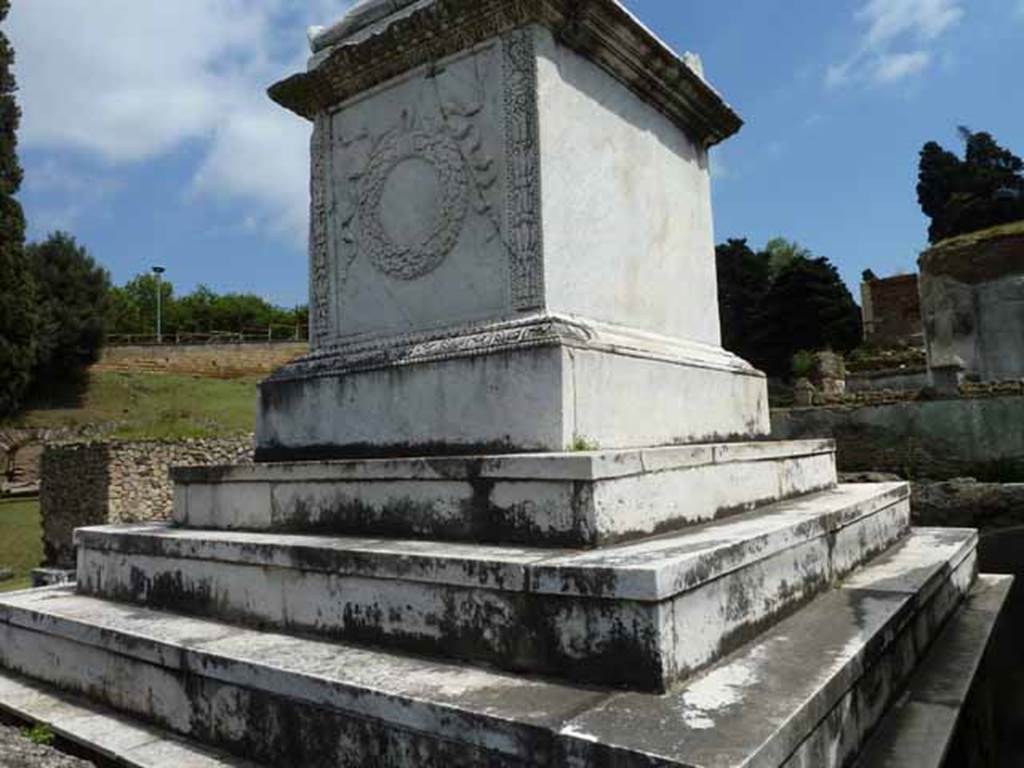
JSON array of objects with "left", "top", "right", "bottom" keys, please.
[
  {"left": 28, "top": 232, "right": 110, "bottom": 381},
  {"left": 752, "top": 257, "right": 862, "bottom": 377},
  {"left": 715, "top": 238, "right": 771, "bottom": 364},
  {"left": 917, "top": 129, "right": 1024, "bottom": 243},
  {"left": 0, "top": 0, "right": 38, "bottom": 417}
]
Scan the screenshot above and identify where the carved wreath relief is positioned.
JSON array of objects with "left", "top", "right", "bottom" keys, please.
[
  {"left": 309, "top": 28, "right": 543, "bottom": 347},
  {"left": 357, "top": 125, "right": 469, "bottom": 280}
]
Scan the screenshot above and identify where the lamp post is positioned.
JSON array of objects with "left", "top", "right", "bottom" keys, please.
[{"left": 152, "top": 266, "right": 166, "bottom": 344}]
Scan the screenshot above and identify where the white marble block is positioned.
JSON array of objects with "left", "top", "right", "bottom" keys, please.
[{"left": 260, "top": 0, "right": 765, "bottom": 459}]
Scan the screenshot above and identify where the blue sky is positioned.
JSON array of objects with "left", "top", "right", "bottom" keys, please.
[{"left": 8, "top": 0, "right": 1023, "bottom": 308}]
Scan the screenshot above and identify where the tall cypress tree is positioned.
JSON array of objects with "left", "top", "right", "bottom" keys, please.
[{"left": 0, "top": 0, "right": 37, "bottom": 417}]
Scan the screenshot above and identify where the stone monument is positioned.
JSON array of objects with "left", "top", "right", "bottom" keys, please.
[
  {"left": 920, "top": 222, "right": 1024, "bottom": 385},
  {"left": 0, "top": 2, "right": 1010, "bottom": 766},
  {"left": 256, "top": 0, "right": 765, "bottom": 460}
]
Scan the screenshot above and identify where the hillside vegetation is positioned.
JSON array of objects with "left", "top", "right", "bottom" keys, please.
[
  {"left": 8, "top": 370, "right": 258, "bottom": 440},
  {"left": 0, "top": 498, "right": 42, "bottom": 592}
]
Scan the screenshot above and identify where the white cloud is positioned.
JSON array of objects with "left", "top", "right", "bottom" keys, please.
[
  {"left": 856, "top": 0, "right": 963, "bottom": 48},
  {"left": 873, "top": 50, "right": 931, "bottom": 82},
  {"left": 827, "top": 0, "right": 963, "bottom": 88},
  {"left": 1017, "top": 0, "right": 1024, "bottom": 19},
  {"left": 8, "top": 0, "right": 353, "bottom": 241}
]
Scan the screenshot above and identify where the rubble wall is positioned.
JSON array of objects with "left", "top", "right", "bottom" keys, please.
[{"left": 40, "top": 437, "right": 253, "bottom": 567}]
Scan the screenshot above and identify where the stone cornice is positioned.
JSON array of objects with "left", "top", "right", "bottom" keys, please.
[
  {"left": 269, "top": 0, "right": 742, "bottom": 147},
  {"left": 265, "top": 312, "right": 762, "bottom": 383}
]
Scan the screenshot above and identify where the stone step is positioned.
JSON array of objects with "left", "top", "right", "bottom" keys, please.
[
  {"left": 78, "top": 483, "right": 909, "bottom": 692},
  {"left": 0, "top": 668, "right": 258, "bottom": 767},
  {"left": 853, "top": 573, "right": 1013, "bottom": 768},
  {"left": 0, "top": 528, "right": 979, "bottom": 768},
  {"left": 171, "top": 439, "right": 836, "bottom": 547}
]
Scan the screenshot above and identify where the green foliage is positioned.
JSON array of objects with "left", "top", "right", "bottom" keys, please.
[
  {"left": 570, "top": 435, "right": 600, "bottom": 452},
  {"left": 764, "top": 237, "right": 811, "bottom": 276},
  {"left": 106, "top": 273, "right": 307, "bottom": 340},
  {"left": 716, "top": 238, "right": 861, "bottom": 378},
  {"left": 917, "top": 128, "right": 1024, "bottom": 243},
  {"left": 27, "top": 232, "right": 111, "bottom": 382},
  {"left": 753, "top": 257, "right": 862, "bottom": 377},
  {"left": 791, "top": 350, "right": 816, "bottom": 380},
  {"left": 20, "top": 723, "right": 55, "bottom": 746},
  {"left": 0, "top": 0, "right": 38, "bottom": 417},
  {"left": 9, "top": 371, "right": 257, "bottom": 439},
  {"left": 0, "top": 497, "right": 42, "bottom": 593},
  {"left": 715, "top": 239, "right": 772, "bottom": 366}
]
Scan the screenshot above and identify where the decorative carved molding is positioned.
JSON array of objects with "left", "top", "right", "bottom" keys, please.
[
  {"left": 502, "top": 29, "right": 545, "bottom": 311},
  {"left": 309, "top": 113, "right": 332, "bottom": 349},
  {"left": 269, "top": 315, "right": 574, "bottom": 382},
  {"left": 270, "top": 0, "right": 741, "bottom": 148},
  {"left": 269, "top": 311, "right": 760, "bottom": 383}
]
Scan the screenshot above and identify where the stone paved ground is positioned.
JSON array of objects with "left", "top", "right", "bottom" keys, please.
[{"left": 0, "top": 723, "right": 96, "bottom": 767}]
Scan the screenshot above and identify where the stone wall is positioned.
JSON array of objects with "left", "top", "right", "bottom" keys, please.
[
  {"left": 919, "top": 222, "right": 1024, "bottom": 382},
  {"left": 846, "top": 367, "right": 929, "bottom": 393},
  {"left": 40, "top": 437, "right": 253, "bottom": 567},
  {"left": 93, "top": 342, "right": 308, "bottom": 379},
  {"left": 771, "top": 395, "right": 1024, "bottom": 480},
  {"left": 860, "top": 273, "right": 922, "bottom": 345}
]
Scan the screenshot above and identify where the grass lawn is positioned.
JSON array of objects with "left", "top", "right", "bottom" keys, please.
[
  {"left": 0, "top": 498, "right": 43, "bottom": 593},
  {"left": 10, "top": 371, "right": 258, "bottom": 440}
]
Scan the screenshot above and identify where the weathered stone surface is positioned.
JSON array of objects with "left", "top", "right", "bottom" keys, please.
[
  {"left": 41, "top": 438, "right": 254, "bottom": 567},
  {"left": 0, "top": 670, "right": 258, "bottom": 767},
  {"left": 255, "top": 0, "right": 769, "bottom": 459},
  {"left": 771, "top": 396, "right": 1024, "bottom": 481},
  {"left": 561, "top": 528, "right": 978, "bottom": 768},
  {"left": 854, "top": 574, "right": 1012, "bottom": 768},
  {"left": 919, "top": 224, "right": 1024, "bottom": 383},
  {"left": 76, "top": 483, "right": 908, "bottom": 691},
  {"left": 911, "top": 479, "right": 1024, "bottom": 531},
  {"left": 0, "top": 528, "right": 979, "bottom": 767},
  {"left": 174, "top": 439, "right": 836, "bottom": 547},
  {"left": 257, "top": 323, "right": 770, "bottom": 459}
]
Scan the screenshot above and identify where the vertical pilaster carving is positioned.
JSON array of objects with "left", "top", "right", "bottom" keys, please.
[
  {"left": 502, "top": 27, "right": 545, "bottom": 312},
  {"left": 309, "top": 113, "right": 332, "bottom": 348}
]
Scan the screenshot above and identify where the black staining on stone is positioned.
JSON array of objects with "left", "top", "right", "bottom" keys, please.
[
  {"left": 179, "top": 666, "right": 538, "bottom": 768},
  {"left": 541, "top": 567, "right": 619, "bottom": 599},
  {"left": 254, "top": 438, "right": 530, "bottom": 463}
]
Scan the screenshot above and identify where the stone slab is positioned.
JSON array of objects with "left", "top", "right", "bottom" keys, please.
[
  {"left": 0, "top": 669, "right": 255, "bottom": 767},
  {"left": 257, "top": 341, "right": 770, "bottom": 461},
  {"left": 173, "top": 439, "right": 836, "bottom": 547},
  {"left": 87, "top": 482, "right": 899, "bottom": 602},
  {"left": 559, "top": 528, "right": 979, "bottom": 767},
  {"left": 78, "top": 484, "right": 908, "bottom": 691},
  {"left": 0, "top": 529, "right": 983, "bottom": 767},
  {"left": 854, "top": 573, "right": 1012, "bottom": 768}
]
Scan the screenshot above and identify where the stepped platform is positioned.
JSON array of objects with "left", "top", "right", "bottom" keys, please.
[
  {"left": 0, "top": 671, "right": 256, "bottom": 767},
  {"left": 0, "top": 529, "right": 985, "bottom": 767},
  {"left": 170, "top": 440, "right": 836, "bottom": 547},
  {"left": 77, "top": 483, "right": 907, "bottom": 691}
]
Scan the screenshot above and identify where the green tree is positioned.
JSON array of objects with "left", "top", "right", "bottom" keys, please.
[
  {"left": 917, "top": 128, "right": 1024, "bottom": 243},
  {"left": 28, "top": 232, "right": 111, "bottom": 380},
  {"left": 715, "top": 238, "right": 771, "bottom": 363},
  {"left": 0, "top": 0, "right": 37, "bottom": 417},
  {"left": 764, "top": 237, "right": 812, "bottom": 276},
  {"left": 105, "top": 273, "right": 174, "bottom": 338},
  {"left": 752, "top": 256, "right": 862, "bottom": 377}
]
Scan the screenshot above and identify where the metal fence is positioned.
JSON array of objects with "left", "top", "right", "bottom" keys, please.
[{"left": 106, "top": 328, "right": 308, "bottom": 346}]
